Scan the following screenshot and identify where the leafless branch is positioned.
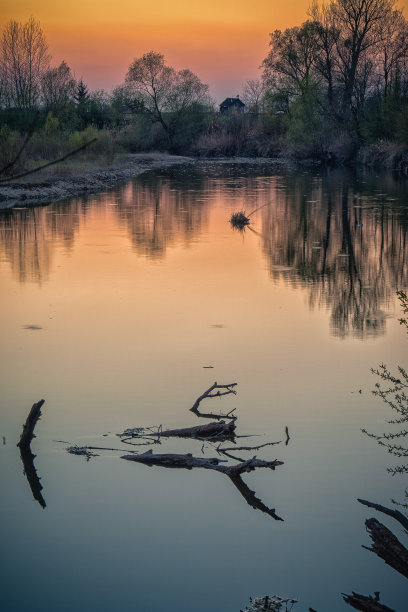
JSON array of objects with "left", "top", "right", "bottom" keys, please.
[
  {"left": 190, "top": 382, "right": 238, "bottom": 418},
  {"left": 0, "top": 138, "right": 97, "bottom": 183},
  {"left": 358, "top": 498, "right": 408, "bottom": 532}
]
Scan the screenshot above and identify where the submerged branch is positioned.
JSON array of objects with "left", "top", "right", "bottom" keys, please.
[
  {"left": 121, "top": 450, "right": 283, "bottom": 476},
  {"left": 119, "top": 420, "right": 236, "bottom": 443},
  {"left": 121, "top": 450, "right": 284, "bottom": 520},
  {"left": 363, "top": 517, "right": 408, "bottom": 579},
  {"left": 228, "top": 474, "right": 283, "bottom": 521},
  {"left": 19, "top": 445, "right": 46, "bottom": 509},
  {"left": 17, "top": 399, "right": 45, "bottom": 449},
  {"left": 342, "top": 591, "right": 395, "bottom": 612},
  {"left": 358, "top": 498, "right": 408, "bottom": 532}
]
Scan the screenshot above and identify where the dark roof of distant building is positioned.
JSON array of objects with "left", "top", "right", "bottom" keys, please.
[{"left": 220, "top": 97, "right": 245, "bottom": 108}]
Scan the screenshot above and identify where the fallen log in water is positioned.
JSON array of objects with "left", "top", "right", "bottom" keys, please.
[
  {"left": 121, "top": 450, "right": 284, "bottom": 520},
  {"left": 363, "top": 517, "right": 408, "bottom": 579},
  {"left": 342, "top": 591, "right": 395, "bottom": 612},
  {"left": 158, "top": 420, "right": 236, "bottom": 440},
  {"left": 119, "top": 419, "right": 236, "bottom": 443},
  {"left": 121, "top": 449, "right": 282, "bottom": 475},
  {"left": 17, "top": 399, "right": 45, "bottom": 449}
]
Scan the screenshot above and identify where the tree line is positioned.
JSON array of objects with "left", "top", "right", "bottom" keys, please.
[
  {"left": 256, "top": 0, "right": 408, "bottom": 160},
  {"left": 0, "top": 1, "right": 408, "bottom": 166}
]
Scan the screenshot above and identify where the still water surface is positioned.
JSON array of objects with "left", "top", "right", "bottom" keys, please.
[{"left": 0, "top": 162, "right": 407, "bottom": 611}]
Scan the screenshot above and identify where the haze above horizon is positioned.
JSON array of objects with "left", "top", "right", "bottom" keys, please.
[{"left": 1, "top": 0, "right": 408, "bottom": 101}]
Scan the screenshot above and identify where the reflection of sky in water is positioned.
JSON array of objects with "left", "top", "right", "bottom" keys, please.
[{"left": 0, "top": 163, "right": 407, "bottom": 611}]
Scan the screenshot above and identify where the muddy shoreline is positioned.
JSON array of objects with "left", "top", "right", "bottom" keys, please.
[
  {"left": 0, "top": 153, "right": 194, "bottom": 209},
  {"left": 0, "top": 153, "right": 293, "bottom": 210}
]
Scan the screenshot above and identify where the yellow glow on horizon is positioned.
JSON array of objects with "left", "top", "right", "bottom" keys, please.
[{"left": 1, "top": 0, "right": 408, "bottom": 98}]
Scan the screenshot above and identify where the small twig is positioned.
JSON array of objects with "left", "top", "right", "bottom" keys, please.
[
  {"left": 247, "top": 201, "right": 272, "bottom": 217},
  {"left": 190, "top": 382, "right": 237, "bottom": 413},
  {"left": 285, "top": 426, "right": 290, "bottom": 445},
  {"left": 217, "top": 441, "right": 281, "bottom": 453},
  {"left": 84, "top": 445, "right": 139, "bottom": 453}
]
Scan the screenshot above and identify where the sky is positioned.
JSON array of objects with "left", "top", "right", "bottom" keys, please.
[{"left": 1, "top": 0, "right": 408, "bottom": 101}]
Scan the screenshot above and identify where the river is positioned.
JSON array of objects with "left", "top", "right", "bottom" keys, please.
[{"left": 0, "top": 161, "right": 407, "bottom": 611}]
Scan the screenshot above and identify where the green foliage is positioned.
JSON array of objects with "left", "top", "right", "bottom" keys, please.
[
  {"left": 284, "top": 83, "right": 325, "bottom": 158},
  {"left": 362, "top": 291, "right": 408, "bottom": 512},
  {"left": 361, "top": 95, "right": 408, "bottom": 144},
  {"left": 0, "top": 125, "right": 26, "bottom": 173},
  {"left": 43, "top": 112, "right": 60, "bottom": 136}
]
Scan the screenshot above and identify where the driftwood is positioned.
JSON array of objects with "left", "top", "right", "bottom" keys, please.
[
  {"left": 17, "top": 400, "right": 46, "bottom": 507},
  {"left": 228, "top": 474, "right": 283, "bottom": 521},
  {"left": 154, "top": 420, "right": 235, "bottom": 440},
  {"left": 121, "top": 450, "right": 282, "bottom": 475},
  {"left": 217, "top": 441, "right": 281, "bottom": 462},
  {"left": 119, "top": 420, "right": 236, "bottom": 445},
  {"left": 342, "top": 591, "right": 395, "bottom": 612},
  {"left": 122, "top": 450, "right": 284, "bottom": 520},
  {"left": 17, "top": 399, "right": 45, "bottom": 449},
  {"left": 358, "top": 498, "right": 408, "bottom": 532},
  {"left": 363, "top": 517, "right": 408, "bottom": 579},
  {"left": 190, "top": 382, "right": 237, "bottom": 419},
  {"left": 19, "top": 445, "right": 46, "bottom": 508}
]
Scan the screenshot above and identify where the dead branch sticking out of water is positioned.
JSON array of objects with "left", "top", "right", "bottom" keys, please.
[
  {"left": 342, "top": 591, "right": 395, "bottom": 612},
  {"left": 216, "top": 440, "right": 281, "bottom": 462},
  {"left": 66, "top": 381, "right": 285, "bottom": 519},
  {"left": 154, "top": 420, "right": 236, "bottom": 440},
  {"left": 17, "top": 399, "right": 45, "bottom": 449},
  {"left": 121, "top": 450, "right": 284, "bottom": 520},
  {"left": 363, "top": 517, "right": 408, "bottom": 579},
  {"left": 358, "top": 498, "right": 408, "bottom": 532},
  {"left": 190, "top": 382, "right": 237, "bottom": 419},
  {"left": 121, "top": 450, "right": 282, "bottom": 475},
  {"left": 19, "top": 445, "right": 46, "bottom": 508},
  {"left": 118, "top": 420, "right": 236, "bottom": 445},
  {"left": 228, "top": 474, "right": 283, "bottom": 521},
  {"left": 17, "top": 399, "right": 46, "bottom": 507}
]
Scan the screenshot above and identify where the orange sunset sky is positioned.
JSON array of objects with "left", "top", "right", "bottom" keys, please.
[{"left": 1, "top": 0, "right": 408, "bottom": 101}]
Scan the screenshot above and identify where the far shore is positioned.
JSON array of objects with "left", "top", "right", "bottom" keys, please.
[{"left": 0, "top": 153, "right": 294, "bottom": 210}]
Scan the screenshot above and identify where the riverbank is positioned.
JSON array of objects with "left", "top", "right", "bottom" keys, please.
[
  {"left": 0, "top": 153, "right": 296, "bottom": 210},
  {"left": 0, "top": 153, "right": 194, "bottom": 209}
]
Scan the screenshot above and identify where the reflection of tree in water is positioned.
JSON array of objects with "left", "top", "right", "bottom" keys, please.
[
  {"left": 259, "top": 171, "right": 408, "bottom": 339},
  {"left": 113, "top": 162, "right": 280, "bottom": 259},
  {"left": 0, "top": 201, "right": 82, "bottom": 283},
  {"left": 115, "top": 167, "right": 211, "bottom": 259}
]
